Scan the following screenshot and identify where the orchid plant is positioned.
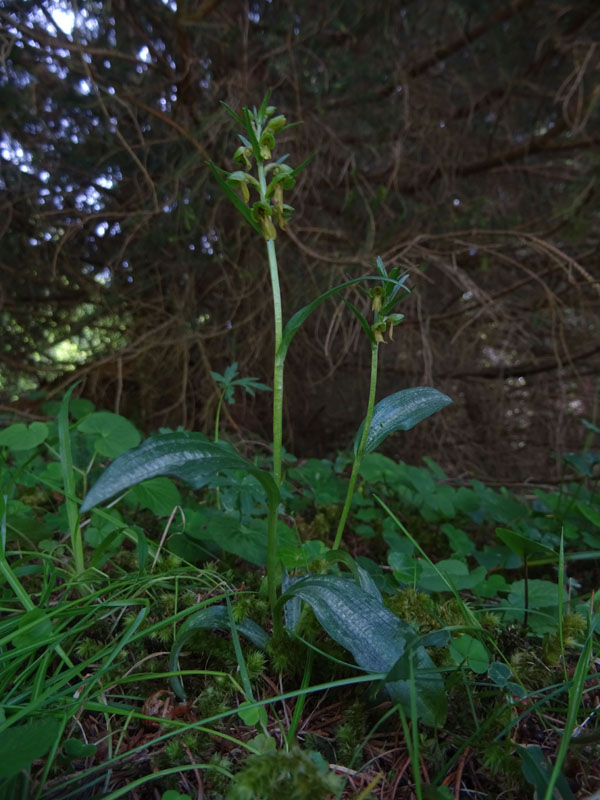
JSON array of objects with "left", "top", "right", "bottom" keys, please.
[{"left": 80, "top": 92, "right": 453, "bottom": 727}]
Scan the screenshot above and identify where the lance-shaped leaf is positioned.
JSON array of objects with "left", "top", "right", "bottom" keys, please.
[
  {"left": 279, "top": 275, "right": 400, "bottom": 360},
  {"left": 207, "top": 161, "right": 263, "bottom": 236},
  {"left": 280, "top": 574, "right": 446, "bottom": 726},
  {"left": 80, "top": 432, "right": 279, "bottom": 513},
  {"left": 169, "top": 604, "right": 269, "bottom": 699},
  {"left": 354, "top": 387, "right": 452, "bottom": 455}
]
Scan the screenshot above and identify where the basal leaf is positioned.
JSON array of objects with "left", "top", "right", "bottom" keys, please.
[
  {"left": 281, "top": 574, "right": 446, "bottom": 726},
  {"left": 355, "top": 387, "right": 452, "bottom": 455},
  {"left": 80, "top": 433, "right": 279, "bottom": 514}
]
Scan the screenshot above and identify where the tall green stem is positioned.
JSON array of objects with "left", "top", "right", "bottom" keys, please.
[
  {"left": 267, "top": 240, "right": 284, "bottom": 489},
  {"left": 332, "top": 341, "right": 379, "bottom": 550},
  {"left": 214, "top": 391, "right": 225, "bottom": 443},
  {"left": 257, "top": 162, "right": 284, "bottom": 488},
  {"left": 256, "top": 160, "right": 285, "bottom": 635}
]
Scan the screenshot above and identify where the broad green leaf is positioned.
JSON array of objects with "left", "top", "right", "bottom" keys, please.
[
  {"left": 186, "top": 512, "right": 295, "bottom": 566},
  {"left": 5, "top": 500, "right": 53, "bottom": 543},
  {"left": 496, "top": 527, "right": 556, "bottom": 559},
  {"left": 0, "top": 717, "right": 62, "bottom": 779},
  {"left": 78, "top": 411, "right": 141, "bottom": 458},
  {"left": 0, "top": 421, "right": 48, "bottom": 451},
  {"left": 277, "top": 538, "right": 327, "bottom": 570},
  {"left": 450, "top": 634, "right": 489, "bottom": 674},
  {"left": 126, "top": 477, "right": 181, "bottom": 516},
  {"left": 416, "top": 559, "right": 487, "bottom": 593},
  {"left": 70, "top": 398, "right": 95, "bottom": 419},
  {"left": 80, "top": 433, "right": 279, "bottom": 514},
  {"left": 473, "top": 573, "right": 511, "bottom": 598},
  {"left": 354, "top": 387, "right": 452, "bottom": 455},
  {"left": 441, "top": 523, "right": 473, "bottom": 556},
  {"left": 238, "top": 700, "right": 268, "bottom": 728},
  {"left": 280, "top": 574, "right": 446, "bottom": 726},
  {"left": 508, "top": 579, "right": 566, "bottom": 610},
  {"left": 170, "top": 604, "right": 269, "bottom": 699},
  {"left": 488, "top": 661, "right": 512, "bottom": 686},
  {"left": 577, "top": 500, "right": 600, "bottom": 528},
  {"left": 63, "top": 738, "right": 97, "bottom": 759}
]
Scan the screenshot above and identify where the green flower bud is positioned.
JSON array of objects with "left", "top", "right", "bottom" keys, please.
[
  {"left": 266, "top": 115, "right": 286, "bottom": 133},
  {"left": 265, "top": 106, "right": 276, "bottom": 117}
]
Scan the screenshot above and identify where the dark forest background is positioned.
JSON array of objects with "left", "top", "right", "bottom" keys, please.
[{"left": 1, "top": 0, "right": 599, "bottom": 482}]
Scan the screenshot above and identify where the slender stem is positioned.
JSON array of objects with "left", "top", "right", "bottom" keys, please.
[
  {"left": 257, "top": 159, "right": 285, "bottom": 634},
  {"left": 214, "top": 391, "right": 225, "bottom": 443},
  {"left": 267, "top": 240, "right": 284, "bottom": 488},
  {"left": 257, "top": 163, "right": 284, "bottom": 487},
  {"left": 213, "top": 391, "right": 225, "bottom": 508},
  {"left": 332, "top": 342, "right": 379, "bottom": 550}
]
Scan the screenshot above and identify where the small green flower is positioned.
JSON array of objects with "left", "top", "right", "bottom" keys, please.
[
  {"left": 372, "top": 322, "right": 386, "bottom": 343},
  {"left": 233, "top": 145, "right": 253, "bottom": 170},
  {"left": 252, "top": 201, "right": 277, "bottom": 240},
  {"left": 227, "top": 171, "right": 259, "bottom": 204},
  {"left": 370, "top": 287, "right": 384, "bottom": 312},
  {"left": 259, "top": 130, "right": 275, "bottom": 160}
]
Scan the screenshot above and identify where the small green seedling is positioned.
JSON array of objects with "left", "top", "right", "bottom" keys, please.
[{"left": 211, "top": 362, "right": 271, "bottom": 443}]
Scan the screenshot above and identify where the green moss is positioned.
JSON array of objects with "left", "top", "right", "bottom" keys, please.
[
  {"left": 266, "top": 632, "right": 306, "bottom": 677},
  {"left": 227, "top": 745, "right": 342, "bottom": 800},
  {"left": 385, "top": 587, "right": 438, "bottom": 630},
  {"left": 334, "top": 701, "right": 366, "bottom": 763},
  {"left": 542, "top": 612, "right": 587, "bottom": 665},
  {"left": 232, "top": 593, "right": 269, "bottom": 627},
  {"left": 246, "top": 649, "right": 267, "bottom": 681}
]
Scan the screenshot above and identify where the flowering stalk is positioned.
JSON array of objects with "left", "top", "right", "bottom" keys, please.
[
  {"left": 209, "top": 95, "right": 305, "bottom": 631},
  {"left": 332, "top": 340, "right": 379, "bottom": 550}
]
